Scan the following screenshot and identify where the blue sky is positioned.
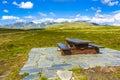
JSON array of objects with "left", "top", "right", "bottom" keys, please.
[{"left": 1, "top": 0, "right": 120, "bottom": 25}]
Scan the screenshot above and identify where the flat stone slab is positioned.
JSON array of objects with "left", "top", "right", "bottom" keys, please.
[
  {"left": 20, "top": 47, "right": 120, "bottom": 80},
  {"left": 56, "top": 70, "right": 73, "bottom": 80},
  {"left": 23, "top": 74, "right": 39, "bottom": 80}
]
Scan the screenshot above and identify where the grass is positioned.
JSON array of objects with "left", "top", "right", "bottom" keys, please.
[
  {"left": 71, "top": 66, "right": 120, "bottom": 80},
  {"left": 70, "top": 68, "right": 88, "bottom": 80},
  {"left": 38, "top": 76, "right": 48, "bottom": 80},
  {"left": 0, "top": 28, "right": 25, "bottom": 34},
  {"left": 0, "top": 22, "right": 120, "bottom": 80}
]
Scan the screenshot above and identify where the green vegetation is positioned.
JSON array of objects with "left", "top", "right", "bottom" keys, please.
[
  {"left": 71, "top": 66, "right": 120, "bottom": 80},
  {"left": 38, "top": 76, "right": 48, "bottom": 80},
  {"left": 0, "top": 28, "right": 25, "bottom": 34},
  {"left": 38, "top": 72, "right": 48, "bottom": 80},
  {"left": 0, "top": 22, "right": 120, "bottom": 80}
]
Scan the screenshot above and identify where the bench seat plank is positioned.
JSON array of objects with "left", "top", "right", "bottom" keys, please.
[
  {"left": 89, "top": 44, "right": 104, "bottom": 48},
  {"left": 57, "top": 43, "right": 69, "bottom": 50}
]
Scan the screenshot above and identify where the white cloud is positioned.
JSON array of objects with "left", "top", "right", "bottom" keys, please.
[
  {"left": 96, "top": 9, "right": 101, "bottom": 13},
  {"left": 12, "top": 1, "right": 33, "bottom": 9},
  {"left": 32, "top": 18, "right": 54, "bottom": 24},
  {"left": 3, "top": 9, "right": 9, "bottom": 13},
  {"left": 102, "top": 0, "right": 119, "bottom": 6},
  {"left": 3, "top": 10, "right": 120, "bottom": 26},
  {"left": 112, "top": 10, "right": 120, "bottom": 14},
  {"left": 19, "top": 2, "right": 33, "bottom": 9},
  {"left": 91, "top": 7, "right": 101, "bottom": 13},
  {"left": 32, "top": 14, "right": 90, "bottom": 24},
  {"left": 49, "top": 12, "right": 56, "bottom": 16},
  {"left": 114, "top": 13, "right": 120, "bottom": 21},
  {"left": 12, "top": 1, "right": 17, "bottom": 5},
  {"left": 24, "top": 15, "right": 36, "bottom": 19},
  {"left": 74, "top": 17, "right": 90, "bottom": 21},
  {"left": 91, "top": 14, "right": 114, "bottom": 25},
  {"left": 55, "top": 18, "right": 73, "bottom": 23},
  {"left": 1, "top": 15, "right": 26, "bottom": 23},
  {"left": 1, "top": 16, "right": 20, "bottom": 20},
  {"left": 39, "top": 12, "right": 47, "bottom": 17},
  {"left": 32, "top": 18, "right": 73, "bottom": 24},
  {"left": 16, "top": 19, "right": 26, "bottom": 23},
  {"left": 90, "top": 11, "right": 120, "bottom": 26},
  {"left": 2, "top": 1, "right": 7, "bottom": 4},
  {"left": 75, "top": 14, "right": 90, "bottom": 21},
  {"left": 76, "top": 14, "right": 81, "bottom": 17}
]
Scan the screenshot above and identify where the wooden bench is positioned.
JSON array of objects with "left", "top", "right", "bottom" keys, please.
[
  {"left": 57, "top": 38, "right": 104, "bottom": 55},
  {"left": 57, "top": 43, "right": 71, "bottom": 55}
]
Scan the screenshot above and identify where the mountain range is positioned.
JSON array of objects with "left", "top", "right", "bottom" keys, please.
[
  {"left": 3, "top": 21, "right": 56, "bottom": 29},
  {"left": 0, "top": 20, "right": 102, "bottom": 29}
]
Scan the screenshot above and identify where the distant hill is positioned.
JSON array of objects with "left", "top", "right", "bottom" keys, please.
[{"left": 45, "top": 22, "right": 102, "bottom": 29}]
